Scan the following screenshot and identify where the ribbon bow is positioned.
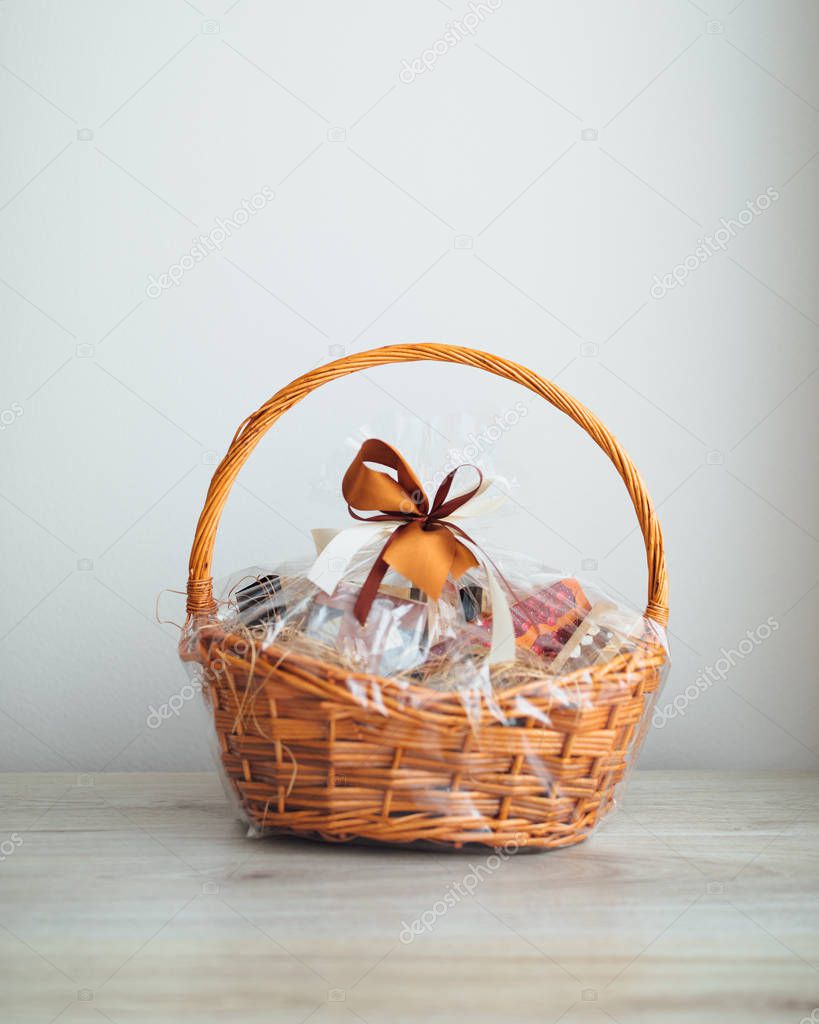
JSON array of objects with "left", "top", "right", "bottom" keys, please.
[
  {"left": 307, "top": 438, "right": 516, "bottom": 665},
  {"left": 342, "top": 438, "right": 482, "bottom": 625}
]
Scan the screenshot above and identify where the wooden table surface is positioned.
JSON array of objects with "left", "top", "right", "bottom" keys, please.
[{"left": 0, "top": 771, "right": 817, "bottom": 1023}]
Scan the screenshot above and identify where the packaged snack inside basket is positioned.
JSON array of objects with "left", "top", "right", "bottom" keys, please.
[{"left": 180, "top": 344, "right": 670, "bottom": 852}]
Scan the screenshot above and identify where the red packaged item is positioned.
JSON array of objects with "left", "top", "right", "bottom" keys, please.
[{"left": 508, "top": 578, "right": 591, "bottom": 660}]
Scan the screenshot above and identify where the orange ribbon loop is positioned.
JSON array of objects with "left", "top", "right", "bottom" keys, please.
[{"left": 342, "top": 439, "right": 482, "bottom": 624}]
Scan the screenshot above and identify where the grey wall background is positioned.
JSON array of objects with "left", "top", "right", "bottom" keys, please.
[{"left": 1, "top": 0, "right": 817, "bottom": 772}]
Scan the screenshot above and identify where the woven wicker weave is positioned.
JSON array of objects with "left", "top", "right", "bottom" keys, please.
[{"left": 182, "top": 344, "right": 668, "bottom": 850}]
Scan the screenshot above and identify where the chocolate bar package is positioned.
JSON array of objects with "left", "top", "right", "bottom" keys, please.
[
  {"left": 473, "top": 577, "right": 591, "bottom": 662},
  {"left": 550, "top": 600, "right": 645, "bottom": 674},
  {"left": 508, "top": 578, "right": 591, "bottom": 659}
]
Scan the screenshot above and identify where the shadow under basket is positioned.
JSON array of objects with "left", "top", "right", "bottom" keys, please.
[{"left": 180, "top": 344, "right": 670, "bottom": 851}]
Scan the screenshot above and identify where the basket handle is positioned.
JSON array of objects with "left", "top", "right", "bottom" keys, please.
[{"left": 186, "top": 343, "right": 668, "bottom": 625}]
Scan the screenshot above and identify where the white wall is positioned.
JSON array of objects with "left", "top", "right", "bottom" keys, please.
[{"left": 1, "top": 0, "right": 817, "bottom": 772}]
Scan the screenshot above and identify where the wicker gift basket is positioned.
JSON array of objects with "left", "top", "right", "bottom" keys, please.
[{"left": 180, "top": 343, "right": 668, "bottom": 851}]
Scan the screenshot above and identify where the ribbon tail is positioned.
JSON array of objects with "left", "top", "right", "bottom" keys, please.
[
  {"left": 381, "top": 520, "right": 460, "bottom": 601},
  {"left": 482, "top": 559, "right": 517, "bottom": 666},
  {"left": 353, "top": 551, "right": 391, "bottom": 625},
  {"left": 353, "top": 524, "right": 414, "bottom": 625}
]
